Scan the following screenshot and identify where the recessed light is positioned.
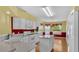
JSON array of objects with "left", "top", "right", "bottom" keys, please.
[{"left": 6, "top": 11, "right": 11, "bottom": 15}]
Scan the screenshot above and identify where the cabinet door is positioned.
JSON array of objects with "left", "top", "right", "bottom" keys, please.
[
  {"left": 28, "top": 35, "right": 35, "bottom": 50},
  {"left": 40, "top": 38, "right": 53, "bottom": 52},
  {"left": 13, "top": 18, "right": 21, "bottom": 29},
  {"left": 20, "top": 19, "right": 26, "bottom": 29},
  {"left": 33, "top": 21, "right": 36, "bottom": 29},
  {"left": 13, "top": 17, "right": 26, "bottom": 29},
  {"left": 25, "top": 20, "right": 32, "bottom": 29}
]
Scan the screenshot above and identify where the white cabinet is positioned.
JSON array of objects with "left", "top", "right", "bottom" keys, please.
[
  {"left": 0, "top": 34, "right": 9, "bottom": 40},
  {"left": 39, "top": 37, "right": 53, "bottom": 52},
  {"left": 13, "top": 17, "right": 26, "bottom": 29},
  {"left": 13, "top": 18, "right": 21, "bottom": 29},
  {"left": 13, "top": 17, "right": 37, "bottom": 29},
  {"left": 21, "top": 19, "right": 26, "bottom": 29}
]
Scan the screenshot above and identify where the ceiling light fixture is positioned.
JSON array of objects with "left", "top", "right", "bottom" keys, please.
[
  {"left": 42, "top": 8, "right": 50, "bottom": 17},
  {"left": 42, "top": 6, "right": 53, "bottom": 17},
  {"left": 46, "top": 7, "right": 53, "bottom": 16}
]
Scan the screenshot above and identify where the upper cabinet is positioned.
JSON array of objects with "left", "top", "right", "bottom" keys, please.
[
  {"left": 13, "top": 17, "right": 37, "bottom": 29},
  {"left": 13, "top": 17, "right": 25, "bottom": 29}
]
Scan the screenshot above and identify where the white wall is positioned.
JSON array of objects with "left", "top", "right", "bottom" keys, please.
[
  {"left": 74, "top": 11, "right": 78, "bottom": 52},
  {"left": 67, "top": 11, "right": 78, "bottom": 52}
]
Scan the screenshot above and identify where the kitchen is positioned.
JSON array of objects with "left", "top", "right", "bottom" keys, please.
[{"left": 0, "top": 6, "right": 78, "bottom": 52}]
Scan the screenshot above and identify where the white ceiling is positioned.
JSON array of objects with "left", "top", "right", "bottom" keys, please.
[{"left": 17, "top": 6, "right": 73, "bottom": 20}]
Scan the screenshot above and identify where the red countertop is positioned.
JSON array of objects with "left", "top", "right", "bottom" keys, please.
[{"left": 43, "top": 32, "right": 66, "bottom": 37}]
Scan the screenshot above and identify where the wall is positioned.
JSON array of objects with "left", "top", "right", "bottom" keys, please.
[
  {"left": 0, "top": 12, "right": 11, "bottom": 35},
  {"left": 62, "top": 21, "right": 66, "bottom": 32},
  {"left": 67, "top": 7, "right": 78, "bottom": 52},
  {"left": 0, "top": 6, "right": 36, "bottom": 20}
]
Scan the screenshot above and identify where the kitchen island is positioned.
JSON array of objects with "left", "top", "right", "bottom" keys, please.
[{"left": 35, "top": 35, "right": 54, "bottom": 52}]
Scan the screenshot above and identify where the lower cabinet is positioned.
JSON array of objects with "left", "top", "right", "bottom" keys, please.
[
  {"left": 39, "top": 37, "right": 53, "bottom": 52},
  {"left": 0, "top": 34, "right": 9, "bottom": 40},
  {"left": 28, "top": 34, "right": 39, "bottom": 51}
]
